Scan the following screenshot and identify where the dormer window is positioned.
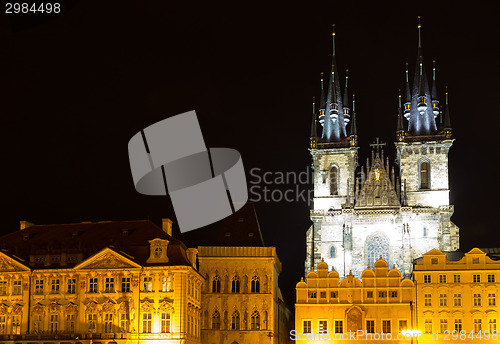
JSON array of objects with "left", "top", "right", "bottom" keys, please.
[
  {"left": 155, "top": 247, "right": 162, "bottom": 257},
  {"left": 146, "top": 238, "right": 169, "bottom": 264}
]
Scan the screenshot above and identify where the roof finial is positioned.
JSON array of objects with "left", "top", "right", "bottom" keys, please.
[
  {"left": 432, "top": 60, "right": 436, "bottom": 80},
  {"left": 332, "top": 24, "right": 336, "bottom": 55},
  {"left": 352, "top": 93, "right": 356, "bottom": 112},
  {"left": 343, "top": 69, "right": 349, "bottom": 107},
  {"left": 312, "top": 96, "right": 316, "bottom": 114},
  {"left": 398, "top": 89, "right": 402, "bottom": 108},
  {"left": 417, "top": 16, "right": 422, "bottom": 48},
  {"left": 445, "top": 85, "right": 449, "bottom": 105}
]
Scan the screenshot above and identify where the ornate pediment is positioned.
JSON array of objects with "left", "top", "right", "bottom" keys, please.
[
  {"left": 75, "top": 248, "right": 141, "bottom": 270},
  {"left": 159, "top": 300, "right": 174, "bottom": 313},
  {"left": 0, "top": 253, "right": 30, "bottom": 272},
  {"left": 355, "top": 152, "right": 400, "bottom": 208}
]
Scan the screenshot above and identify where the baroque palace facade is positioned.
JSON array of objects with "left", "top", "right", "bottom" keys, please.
[
  {"left": 0, "top": 203, "right": 291, "bottom": 344},
  {"left": 306, "top": 19, "right": 459, "bottom": 278}
]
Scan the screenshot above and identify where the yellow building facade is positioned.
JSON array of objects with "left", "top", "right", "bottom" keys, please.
[
  {"left": 295, "top": 258, "right": 415, "bottom": 343},
  {"left": 413, "top": 248, "right": 500, "bottom": 343},
  {"left": 0, "top": 219, "right": 203, "bottom": 344}
]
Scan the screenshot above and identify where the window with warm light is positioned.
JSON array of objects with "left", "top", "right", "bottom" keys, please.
[
  {"left": 440, "top": 319, "right": 448, "bottom": 333},
  {"left": 51, "top": 279, "right": 60, "bottom": 293},
  {"left": 303, "top": 320, "right": 312, "bottom": 334},
  {"left": 105, "top": 277, "right": 114, "bottom": 293},
  {"left": 120, "top": 313, "right": 129, "bottom": 332},
  {"left": 161, "top": 312, "right": 171, "bottom": 333},
  {"left": 67, "top": 278, "right": 76, "bottom": 294},
  {"left": 121, "top": 277, "right": 131, "bottom": 292},
  {"left": 0, "top": 281, "right": 6, "bottom": 296},
  {"left": 89, "top": 278, "right": 98, "bottom": 293},
  {"left": 440, "top": 294, "right": 447, "bottom": 307},
  {"left": 104, "top": 313, "right": 113, "bottom": 333},
  {"left": 143, "top": 276, "right": 153, "bottom": 292},
  {"left": 49, "top": 314, "right": 59, "bottom": 333},
  {"left": 454, "top": 319, "right": 462, "bottom": 332},
  {"left": 424, "top": 294, "right": 432, "bottom": 307},
  {"left": 399, "top": 320, "right": 407, "bottom": 332},
  {"left": 231, "top": 275, "right": 240, "bottom": 293},
  {"left": 366, "top": 320, "right": 375, "bottom": 333},
  {"left": 335, "top": 320, "right": 343, "bottom": 334},
  {"left": 474, "top": 319, "right": 482, "bottom": 333},
  {"left": 88, "top": 313, "right": 97, "bottom": 332},
  {"left": 454, "top": 294, "right": 462, "bottom": 307},
  {"left": 382, "top": 320, "right": 391, "bottom": 333},
  {"left": 489, "top": 319, "right": 497, "bottom": 332},
  {"left": 425, "top": 319, "right": 432, "bottom": 333},
  {"left": 473, "top": 293, "right": 482, "bottom": 307},
  {"left": 251, "top": 311, "right": 260, "bottom": 330},
  {"left": 12, "top": 280, "right": 22, "bottom": 295},
  {"left": 489, "top": 293, "right": 496, "bottom": 306},
  {"left": 142, "top": 313, "right": 152, "bottom": 333}
]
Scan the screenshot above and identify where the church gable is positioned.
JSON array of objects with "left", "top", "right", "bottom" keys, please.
[
  {"left": 75, "top": 248, "right": 141, "bottom": 270},
  {"left": 356, "top": 150, "right": 400, "bottom": 208},
  {"left": 0, "top": 252, "right": 30, "bottom": 272}
]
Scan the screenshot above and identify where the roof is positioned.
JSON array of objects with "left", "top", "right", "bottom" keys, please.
[{"left": 0, "top": 220, "right": 192, "bottom": 268}]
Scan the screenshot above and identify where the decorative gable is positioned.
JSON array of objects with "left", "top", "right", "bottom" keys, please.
[
  {"left": 146, "top": 238, "right": 169, "bottom": 264},
  {"left": 356, "top": 152, "right": 400, "bottom": 208},
  {"left": 0, "top": 252, "right": 30, "bottom": 272},
  {"left": 75, "top": 248, "right": 141, "bottom": 270}
]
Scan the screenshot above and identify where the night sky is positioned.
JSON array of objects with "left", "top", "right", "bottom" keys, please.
[{"left": 1, "top": 1, "right": 499, "bottom": 306}]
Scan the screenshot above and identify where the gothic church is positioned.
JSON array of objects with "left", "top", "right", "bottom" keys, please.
[{"left": 306, "top": 19, "right": 459, "bottom": 278}]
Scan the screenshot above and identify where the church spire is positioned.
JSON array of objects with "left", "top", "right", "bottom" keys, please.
[
  {"left": 350, "top": 94, "right": 358, "bottom": 146},
  {"left": 318, "top": 73, "right": 326, "bottom": 128},
  {"left": 310, "top": 97, "right": 318, "bottom": 148},
  {"left": 397, "top": 90, "right": 405, "bottom": 142},
  {"left": 443, "top": 86, "right": 452, "bottom": 138},
  {"left": 431, "top": 60, "right": 439, "bottom": 117}
]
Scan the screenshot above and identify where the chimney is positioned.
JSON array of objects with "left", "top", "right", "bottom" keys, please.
[
  {"left": 162, "top": 218, "right": 173, "bottom": 236},
  {"left": 20, "top": 221, "right": 34, "bottom": 230}
]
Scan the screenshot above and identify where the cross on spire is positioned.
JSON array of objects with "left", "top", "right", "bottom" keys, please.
[{"left": 369, "top": 137, "right": 386, "bottom": 153}]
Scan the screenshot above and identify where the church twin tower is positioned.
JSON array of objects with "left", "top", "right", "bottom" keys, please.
[{"left": 306, "top": 18, "right": 459, "bottom": 277}]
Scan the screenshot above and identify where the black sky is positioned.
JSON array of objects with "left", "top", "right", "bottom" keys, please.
[{"left": 1, "top": 0, "right": 499, "bottom": 306}]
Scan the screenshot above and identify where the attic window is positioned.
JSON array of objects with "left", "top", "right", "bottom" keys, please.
[
  {"left": 155, "top": 247, "right": 162, "bottom": 257},
  {"left": 248, "top": 233, "right": 254, "bottom": 238},
  {"left": 431, "top": 258, "right": 438, "bottom": 264},
  {"left": 23, "top": 234, "right": 30, "bottom": 241},
  {"left": 238, "top": 218, "right": 244, "bottom": 222},
  {"left": 71, "top": 232, "right": 79, "bottom": 237},
  {"left": 122, "top": 229, "right": 129, "bottom": 237},
  {"left": 225, "top": 232, "right": 231, "bottom": 237},
  {"left": 473, "top": 257, "right": 479, "bottom": 264}
]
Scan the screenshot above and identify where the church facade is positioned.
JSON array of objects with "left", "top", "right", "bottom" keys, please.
[{"left": 306, "top": 20, "right": 459, "bottom": 278}]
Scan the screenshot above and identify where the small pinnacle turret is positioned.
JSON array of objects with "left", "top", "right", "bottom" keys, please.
[
  {"left": 443, "top": 86, "right": 452, "bottom": 138},
  {"left": 396, "top": 90, "right": 405, "bottom": 141},
  {"left": 310, "top": 97, "right": 318, "bottom": 148},
  {"left": 350, "top": 94, "right": 358, "bottom": 146}
]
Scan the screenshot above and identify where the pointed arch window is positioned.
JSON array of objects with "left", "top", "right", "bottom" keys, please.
[
  {"left": 330, "top": 245, "right": 336, "bottom": 258},
  {"left": 231, "top": 310, "right": 240, "bottom": 330},
  {"left": 231, "top": 275, "right": 240, "bottom": 293},
  {"left": 420, "top": 161, "right": 430, "bottom": 189},
  {"left": 251, "top": 310, "right": 260, "bottom": 330},
  {"left": 212, "top": 275, "right": 221, "bottom": 293},
  {"left": 365, "top": 233, "right": 390, "bottom": 268},
  {"left": 330, "top": 166, "right": 338, "bottom": 195},
  {"left": 212, "top": 310, "right": 221, "bottom": 330},
  {"left": 251, "top": 275, "right": 260, "bottom": 293}
]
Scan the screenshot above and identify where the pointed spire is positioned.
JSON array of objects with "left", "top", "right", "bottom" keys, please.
[
  {"left": 332, "top": 24, "right": 336, "bottom": 56},
  {"left": 343, "top": 69, "right": 349, "bottom": 107},
  {"left": 405, "top": 62, "right": 411, "bottom": 104},
  {"left": 443, "top": 86, "right": 452, "bottom": 138},
  {"left": 397, "top": 90, "right": 405, "bottom": 141},
  {"left": 431, "top": 60, "right": 438, "bottom": 99},
  {"left": 417, "top": 16, "right": 422, "bottom": 48},
  {"left": 310, "top": 96, "right": 317, "bottom": 139},
  {"left": 350, "top": 94, "right": 358, "bottom": 138},
  {"left": 319, "top": 72, "right": 326, "bottom": 110}
]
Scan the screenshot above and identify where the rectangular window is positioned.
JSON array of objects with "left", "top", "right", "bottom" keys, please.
[
  {"left": 473, "top": 274, "right": 481, "bottom": 283},
  {"left": 391, "top": 291, "right": 398, "bottom": 298},
  {"left": 67, "top": 278, "right": 76, "bottom": 294},
  {"left": 440, "top": 319, "right": 448, "bottom": 333},
  {"left": 489, "top": 319, "right": 497, "bottom": 332},
  {"left": 144, "top": 276, "right": 153, "bottom": 292},
  {"left": 382, "top": 320, "right": 391, "bottom": 333},
  {"left": 105, "top": 277, "right": 114, "bottom": 293},
  {"left": 32, "top": 314, "right": 43, "bottom": 333},
  {"left": 454, "top": 319, "right": 462, "bottom": 333},
  {"left": 51, "top": 279, "right": 60, "bottom": 293},
  {"left": 0, "top": 316, "right": 5, "bottom": 334},
  {"left": 88, "top": 313, "right": 97, "bottom": 332},
  {"left": 50, "top": 314, "right": 59, "bottom": 333},
  {"left": 431, "top": 257, "right": 438, "bottom": 264},
  {"left": 0, "top": 281, "right": 7, "bottom": 296},
  {"left": 331, "top": 291, "right": 338, "bottom": 298},
  {"left": 366, "top": 320, "right": 375, "bottom": 333},
  {"left": 335, "top": 320, "right": 343, "bottom": 333},
  {"left": 320, "top": 292, "right": 326, "bottom": 298},
  {"left": 12, "top": 315, "right": 21, "bottom": 335},
  {"left": 143, "top": 313, "right": 152, "bottom": 333},
  {"left": 104, "top": 313, "right": 113, "bottom": 333},
  {"left": 473, "top": 293, "right": 482, "bottom": 307},
  {"left": 474, "top": 319, "right": 482, "bottom": 333},
  {"left": 161, "top": 312, "right": 171, "bottom": 333},
  {"left": 65, "top": 314, "right": 75, "bottom": 333},
  {"left": 424, "top": 294, "right": 432, "bottom": 307},
  {"left": 399, "top": 320, "right": 408, "bottom": 332},
  {"left": 120, "top": 313, "right": 129, "bottom": 332},
  {"left": 439, "top": 274, "right": 447, "bottom": 283},
  {"left": 366, "top": 291, "right": 373, "bottom": 298},
  {"left": 121, "top": 277, "right": 131, "bottom": 293},
  {"left": 488, "top": 274, "right": 495, "bottom": 283},
  {"left": 89, "top": 278, "right": 98, "bottom": 293},
  {"left": 161, "top": 276, "right": 169, "bottom": 292},
  {"left": 12, "top": 280, "right": 22, "bottom": 295},
  {"left": 319, "top": 320, "right": 327, "bottom": 333},
  {"left": 303, "top": 320, "right": 312, "bottom": 334},
  {"left": 454, "top": 294, "right": 462, "bottom": 307},
  {"left": 378, "top": 291, "right": 387, "bottom": 298},
  {"left": 489, "top": 293, "right": 496, "bottom": 306},
  {"left": 424, "top": 275, "right": 431, "bottom": 283},
  {"left": 454, "top": 274, "right": 461, "bottom": 283},
  {"left": 35, "top": 279, "right": 44, "bottom": 294},
  {"left": 440, "top": 294, "right": 447, "bottom": 307},
  {"left": 473, "top": 257, "right": 479, "bottom": 264},
  {"left": 309, "top": 292, "right": 317, "bottom": 298},
  {"left": 425, "top": 319, "right": 432, "bottom": 333}
]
